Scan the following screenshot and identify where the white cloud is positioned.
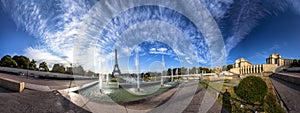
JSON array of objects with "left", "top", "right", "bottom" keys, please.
[{"left": 24, "top": 47, "right": 72, "bottom": 69}]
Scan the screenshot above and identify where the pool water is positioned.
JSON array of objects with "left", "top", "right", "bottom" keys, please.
[{"left": 79, "top": 82, "right": 178, "bottom": 102}]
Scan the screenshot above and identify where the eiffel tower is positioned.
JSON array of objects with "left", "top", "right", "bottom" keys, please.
[{"left": 112, "top": 49, "right": 121, "bottom": 77}]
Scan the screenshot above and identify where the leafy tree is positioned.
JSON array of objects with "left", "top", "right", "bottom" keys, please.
[
  {"left": 29, "top": 59, "right": 37, "bottom": 70},
  {"left": 226, "top": 64, "right": 233, "bottom": 71},
  {"left": 181, "top": 67, "right": 188, "bottom": 75},
  {"left": 191, "top": 67, "right": 197, "bottom": 74},
  {"left": 12, "top": 55, "right": 30, "bottom": 69},
  {"left": 199, "top": 67, "right": 212, "bottom": 73},
  {"left": 51, "top": 64, "right": 65, "bottom": 73},
  {"left": 235, "top": 76, "right": 267, "bottom": 104},
  {"left": 65, "top": 67, "right": 73, "bottom": 74},
  {"left": 73, "top": 65, "right": 85, "bottom": 75},
  {"left": 167, "top": 68, "right": 172, "bottom": 75},
  {"left": 85, "top": 70, "right": 95, "bottom": 76},
  {"left": 0, "top": 55, "right": 18, "bottom": 68},
  {"left": 177, "top": 68, "right": 182, "bottom": 75},
  {"left": 39, "top": 61, "right": 49, "bottom": 72},
  {"left": 290, "top": 59, "right": 300, "bottom": 67}
]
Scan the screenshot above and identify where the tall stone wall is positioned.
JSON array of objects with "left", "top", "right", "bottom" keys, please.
[{"left": 263, "top": 64, "right": 277, "bottom": 73}]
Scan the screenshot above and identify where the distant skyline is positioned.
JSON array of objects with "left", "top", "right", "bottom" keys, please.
[{"left": 0, "top": 0, "right": 300, "bottom": 72}]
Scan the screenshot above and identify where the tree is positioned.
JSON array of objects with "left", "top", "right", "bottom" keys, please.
[
  {"left": 177, "top": 68, "right": 182, "bottom": 75},
  {"left": 167, "top": 68, "right": 172, "bottom": 75},
  {"left": 12, "top": 55, "right": 30, "bottom": 69},
  {"left": 29, "top": 59, "right": 37, "bottom": 70},
  {"left": 65, "top": 67, "right": 73, "bottom": 74},
  {"left": 235, "top": 76, "right": 267, "bottom": 104},
  {"left": 51, "top": 64, "right": 65, "bottom": 73},
  {"left": 191, "top": 67, "right": 197, "bottom": 74},
  {"left": 39, "top": 61, "right": 49, "bottom": 72},
  {"left": 226, "top": 64, "right": 233, "bottom": 71},
  {"left": 85, "top": 70, "right": 95, "bottom": 76},
  {"left": 73, "top": 65, "right": 85, "bottom": 75},
  {"left": 290, "top": 59, "right": 300, "bottom": 67},
  {"left": 199, "top": 67, "right": 212, "bottom": 73},
  {"left": 0, "top": 55, "right": 18, "bottom": 68}
]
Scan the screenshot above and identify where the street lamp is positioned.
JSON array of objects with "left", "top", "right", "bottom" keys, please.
[{"left": 27, "top": 62, "right": 29, "bottom": 78}]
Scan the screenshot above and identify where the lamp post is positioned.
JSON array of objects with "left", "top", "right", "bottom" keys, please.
[{"left": 27, "top": 62, "right": 29, "bottom": 78}]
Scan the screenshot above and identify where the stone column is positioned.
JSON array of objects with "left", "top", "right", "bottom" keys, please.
[
  {"left": 241, "top": 67, "right": 243, "bottom": 74},
  {"left": 247, "top": 66, "right": 250, "bottom": 74},
  {"left": 240, "top": 67, "right": 242, "bottom": 75},
  {"left": 256, "top": 65, "right": 258, "bottom": 73},
  {"left": 256, "top": 65, "right": 259, "bottom": 73},
  {"left": 258, "top": 64, "right": 261, "bottom": 73}
]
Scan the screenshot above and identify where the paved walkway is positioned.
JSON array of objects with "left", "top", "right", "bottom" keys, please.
[
  {"left": 0, "top": 72, "right": 96, "bottom": 90},
  {"left": 0, "top": 72, "right": 95, "bottom": 112},
  {"left": 278, "top": 72, "right": 300, "bottom": 78},
  {"left": 0, "top": 89, "right": 90, "bottom": 113},
  {"left": 1, "top": 72, "right": 224, "bottom": 113},
  {"left": 60, "top": 81, "right": 224, "bottom": 113},
  {"left": 182, "top": 85, "right": 226, "bottom": 113},
  {"left": 270, "top": 74, "right": 300, "bottom": 113}
]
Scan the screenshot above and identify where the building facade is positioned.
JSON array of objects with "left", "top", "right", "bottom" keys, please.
[
  {"left": 230, "top": 53, "right": 296, "bottom": 75},
  {"left": 266, "top": 53, "right": 294, "bottom": 66},
  {"left": 230, "top": 59, "right": 277, "bottom": 75},
  {"left": 234, "top": 58, "right": 252, "bottom": 68}
]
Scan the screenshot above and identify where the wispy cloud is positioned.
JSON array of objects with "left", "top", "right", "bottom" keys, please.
[
  {"left": 2, "top": 0, "right": 298, "bottom": 71},
  {"left": 219, "top": 0, "right": 300, "bottom": 54},
  {"left": 0, "top": 0, "right": 97, "bottom": 69},
  {"left": 24, "top": 47, "right": 72, "bottom": 68}
]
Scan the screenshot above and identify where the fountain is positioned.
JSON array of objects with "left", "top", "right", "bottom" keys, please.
[
  {"left": 106, "top": 74, "right": 109, "bottom": 84},
  {"left": 161, "top": 55, "right": 165, "bottom": 86},
  {"left": 171, "top": 66, "right": 173, "bottom": 82},
  {"left": 99, "top": 74, "right": 103, "bottom": 93},
  {"left": 135, "top": 50, "right": 141, "bottom": 91}
]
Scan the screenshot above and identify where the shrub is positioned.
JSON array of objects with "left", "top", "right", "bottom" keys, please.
[
  {"left": 110, "top": 78, "right": 118, "bottom": 82},
  {"left": 235, "top": 76, "right": 267, "bottom": 104},
  {"left": 224, "top": 79, "right": 230, "bottom": 83},
  {"left": 264, "top": 93, "right": 285, "bottom": 113}
]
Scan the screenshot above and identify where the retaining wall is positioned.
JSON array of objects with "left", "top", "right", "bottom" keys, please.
[{"left": 0, "top": 77, "right": 24, "bottom": 92}]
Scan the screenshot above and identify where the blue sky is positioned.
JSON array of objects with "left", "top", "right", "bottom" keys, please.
[
  {"left": 0, "top": 12, "right": 36, "bottom": 56},
  {"left": 0, "top": 0, "right": 299, "bottom": 72},
  {"left": 228, "top": 9, "right": 300, "bottom": 64}
]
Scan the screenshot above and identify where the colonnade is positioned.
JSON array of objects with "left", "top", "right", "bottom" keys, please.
[{"left": 239, "top": 64, "right": 263, "bottom": 75}]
